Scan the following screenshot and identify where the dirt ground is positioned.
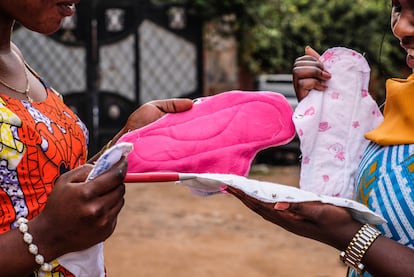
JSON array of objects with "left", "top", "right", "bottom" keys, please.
[{"left": 104, "top": 165, "right": 348, "bottom": 277}]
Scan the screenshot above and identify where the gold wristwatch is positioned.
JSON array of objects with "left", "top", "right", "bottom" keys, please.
[{"left": 340, "top": 224, "right": 381, "bottom": 274}]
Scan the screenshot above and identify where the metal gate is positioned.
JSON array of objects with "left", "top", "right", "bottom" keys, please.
[{"left": 12, "top": 0, "right": 203, "bottom": 154}]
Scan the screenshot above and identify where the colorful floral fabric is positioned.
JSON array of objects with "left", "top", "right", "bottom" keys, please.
[{"left": 0, "top": 77, "right": 88, "bottom": 276}]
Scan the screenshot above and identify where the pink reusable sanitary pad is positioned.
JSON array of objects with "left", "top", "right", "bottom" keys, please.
[
  {"left": 293, "top": 47, "right": 383, "bottom": 199},
  {"left": 118, "top": 90, "right": 296, "bottom": 176}
]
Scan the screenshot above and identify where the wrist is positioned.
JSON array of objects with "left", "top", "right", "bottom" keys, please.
[
  {"left": 339, "top": 224, "right": 381, "bottom": 274},
  {"left": 17, "top": 218, "right": 53, "bottom": 272},
  {"left": 28, "top": 215, "right": 63, "bottom": 261},
  {"left": 328, "top": 221, "right": 363, "bottom": 251}
]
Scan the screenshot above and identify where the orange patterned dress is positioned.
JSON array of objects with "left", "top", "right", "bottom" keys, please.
[{"left": 0, "top": 76, "right": 89, "bottom": 276}]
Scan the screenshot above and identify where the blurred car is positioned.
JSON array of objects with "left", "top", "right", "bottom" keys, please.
[
  {"left": 254, "top": 74, "right": 300, "bottom": 165},
  {"left": 256, "top": 74, "right": 298, "bottom": 110}
]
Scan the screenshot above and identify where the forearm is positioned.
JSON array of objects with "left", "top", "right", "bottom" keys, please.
[
  {"left": 0, "top": 212, "right": 72, "bottom": 276},
  {"left": 315, "top": 221, "right": 413, "bottom": 276},
  {"left": 328, "top": 221, "right": 414, "bottom": 276},
  {"left": 267, "top": 201, "right": 414, "bottom": 276},
  {"left": 0, "top": 229, "right": 36, "bottom": 276},
  {"left": 362, "top": 235, "right": 414, "bottom": 277},
  {"left": 0, "top": 222, "right": 56, "bottom": 277}
]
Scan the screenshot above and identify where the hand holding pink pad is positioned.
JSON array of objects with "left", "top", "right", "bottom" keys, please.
[{"left": 118, "top": 90, "right": 296, "bottom": 176}]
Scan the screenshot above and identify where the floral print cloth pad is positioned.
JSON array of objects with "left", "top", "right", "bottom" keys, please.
[{"left": 293, "top": 47, "right": 383, "bottom": 199}]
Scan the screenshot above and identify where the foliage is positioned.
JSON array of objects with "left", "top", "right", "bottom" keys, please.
[{"left": 154, "top": 0, "right": 408, "bottom": 97}]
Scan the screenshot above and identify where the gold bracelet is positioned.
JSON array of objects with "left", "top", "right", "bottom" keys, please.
[{"left": 339, "top": 224, "right": 381, "bottom": 274}]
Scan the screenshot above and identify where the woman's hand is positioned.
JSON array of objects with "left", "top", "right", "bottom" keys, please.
[
  {"left": 88, "top": 98, "right": 194, "bottom": 163},
  {"left": 30, "top": 158, "right": 128, "bottom": 260},
  {"left": 225, "top": 186, "right": 361, "bottom": 251},
  {"left": 292, "top": 46, "right": 331, "bottom": 101},
  {"left": 113, "top": 98, "right": 194, "bottom": 142},
  {"left": 226, "top": 186, "right": 414, "bottom": 277}
]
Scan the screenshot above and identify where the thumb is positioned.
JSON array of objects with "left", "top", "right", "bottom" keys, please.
[
  {"left": 273, "top": 202, "right": 308, "bottom": 220},
  {"left": 305, "top": 46, "right": 321, "bottom": 59},
  {"left": 60, "top": 164, "right": 94, "bottom": 183},
  {"left": 153, "top": 98, "right": 193, "bottom": 113},
  {"left": 274, "top": 202, "right": 291, "bottom": 211}
]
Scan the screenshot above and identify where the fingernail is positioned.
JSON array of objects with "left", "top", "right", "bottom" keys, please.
[
  {"left": 323, "top": 71, "right": 332, "bottom": 78},
  {"left": 274, "top": 202, "right": 290, "bottom": 210}
]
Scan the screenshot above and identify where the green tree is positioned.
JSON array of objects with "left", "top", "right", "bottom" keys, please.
[{"left": 154, "top": 0, "right": 407, "bottom": 97}]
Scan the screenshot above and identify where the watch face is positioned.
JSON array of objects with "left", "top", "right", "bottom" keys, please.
[{"left": 49, "top": 0, "right": 139, "bottom": 46}]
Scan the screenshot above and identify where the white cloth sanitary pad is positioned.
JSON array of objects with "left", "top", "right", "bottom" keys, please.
[
  {"left": 179, "top": 173, "right": 386, "bottom": 225},
  {"left": 293, "top": 47, "right": 383, "bottom": 199}
]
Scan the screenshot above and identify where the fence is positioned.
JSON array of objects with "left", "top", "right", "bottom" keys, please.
[{"left": 12, "top": 0, "right": 203, "bottom": 153}]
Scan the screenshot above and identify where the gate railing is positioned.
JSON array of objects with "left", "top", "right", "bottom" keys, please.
[{"left": 13, "top": 0, "right": 203, "bottom": 153}]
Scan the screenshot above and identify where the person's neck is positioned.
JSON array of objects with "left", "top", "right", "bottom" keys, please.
[{"left": 0, "top": 18, "right": 14, "bottom": 53}]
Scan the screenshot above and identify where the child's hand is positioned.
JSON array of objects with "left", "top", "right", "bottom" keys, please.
[{"left": 293, "top": 46, "right": 331, "bottom": 101}]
